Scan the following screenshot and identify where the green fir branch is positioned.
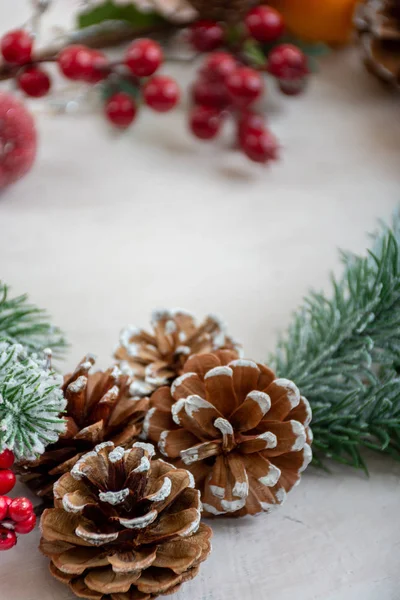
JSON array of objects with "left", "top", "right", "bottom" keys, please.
[
  {"left": 270, "top": 212, "right": 400, "bottom": 470},
  {"left": 0, "top": 282, "right": 67, "bottom": 357}
]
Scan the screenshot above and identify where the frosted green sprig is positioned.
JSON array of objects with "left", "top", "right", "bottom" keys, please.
[
  {"left": 0, "top": 282, "right": 67, "bottom": 357},
  {"left": 0, "top": 342, "right": 66, "bottom": 461},
  {"left": 270, "top": 212, "right": 400, "bottom": 470}
]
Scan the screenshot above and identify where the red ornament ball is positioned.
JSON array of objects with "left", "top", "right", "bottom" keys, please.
[
  {"left": 8, "top": 497, "right": 33, "bottom": 523},
  {"left": 125, "top": 39, "right": 163, "bottom": 77},
  {"left": 1, "top": 29, "right": 33, "bottom": 64},
  {"left": 245, "top": 6, "right": 284, "bottom": 42},
  {"left": 14, "top": 512, "right": 36, "bottom": 534},
  {"left": 188, "top": 21, "right": 224, "bottom": 52},
  {"left": 202, "top": 52, "right": 237, "bottom": 83},
  {"left": 143, "top": 76, "right": 180, "bottom": 113},
  {"left": 192, "top": 78, "right": 230, "bottom": 109},
  {"left": 0, "top": 496, "right": 9, "bottom": 520},
  {"left": 189, "top": 105, "right": 222, "bottom": 140},
  {"left": 0, "top": 449, "right": 15, "bottom": 470},
  {"left": 0, "top": 93, "right": 37, "bottom": 188},
  {"left": 268, "top": 44, "right": 308, "bottom": 80},
  {"left": 105, "top": 93, "right": 137, "bottom": 129},
  {"left": 240, "top": 128, "right": 279, "bottom": 164},
  {"left": 17, "top": 67, "right": 51, "bottom": 98},
  {"left": 58, "top": 45, "right": 108, "bottom": 82},
  {"left": 0, "top": 527, "right": 17, "bottom": 551},
  {"left": 0, "top": 470, "right": 16, "bottom": 495},
  {"left": 226, "top": 67, "right": 263, "bottom": 108}
]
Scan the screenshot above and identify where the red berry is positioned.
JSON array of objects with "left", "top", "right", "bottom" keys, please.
[
  {"left": 226, "top": 67, "right": 263, "bottom": 108},
  {"left": 0, "top": 92, "right": 37, "bottom": 188},
  {"left": 1, "top": 30, "right": 33, "bottom": 64},
  {"left": 0, "top": 496, "right": 9, "bottom": 520},
  {"left": 84, "top": 50, "right": 109, "bottom": 84},
  {"left": 58, "top": 45, "right": 107, "bottom": 82},
  {"left": 245, "top": 6, "right": 284, "bottom": 42},
  {"left": 0, "top": 527, "right": 17, "bottom": 551},
  {"left": 278, "top": 77, "right": 307, "bottom": 95},
  {"left": 17, "top": 67, "right": 51, "bottom": 98},
  {"left": 268, "top": 44, "right": 308, "bottom": 80},
  {"left": 192, "top": 78, "right": 231, "bottom": 109},
  {"left": 105, "top": 93, "right": 137, "bottom": 129},
  {"left": 188, "top": 20, "right": 224, "bottom": 52},
  {"left": 202, "top": 52, "right": 237, "bottom": 83},
  {"left": 240, "top": 128, "right": 279, "bottom": 164},
  {"left": 14, "top": 512, "right": 36, "bottom": 534},
  {"left": 189, "top": 105, "right": 222, "bottom": 140},
  {"left": 238, "top": 111, "right": 265, "bottom": 142},
  {"left": 8, "top": 497, "right": 33, "bottom": 523},
  {"left": 0, "top": 449, "right": 14, "bottom": 470},
  {"left": 125, "top": 39, "right": 163, "bottom": 77},
  {"left": 143, "top": 76, "right": 180, "bottom": 113},
  {"left": 0, "top": 470, "right": 16, "bottom": 495}
]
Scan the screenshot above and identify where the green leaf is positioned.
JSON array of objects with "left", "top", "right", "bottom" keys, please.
[
  {"left": 242, "top": 39, "right": 267, "bottom": 69},
  {"left": 77, "top": 0, "right": 165, "bottom": 30}
]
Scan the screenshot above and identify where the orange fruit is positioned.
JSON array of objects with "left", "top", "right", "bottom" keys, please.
[{"left": 270, "top": 0, "right": 359, "bottom": 44}]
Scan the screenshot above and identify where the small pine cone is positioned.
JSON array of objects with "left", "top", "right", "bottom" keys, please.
[
  {"left": 144, "top": 351, "right": 312, "bottom": 517},
  {"left": 40, "top": 442, "right": 212, "bottom": 600},
  {"left": 187, "top": 0, "right": 256, "bottom": 21},
  {"left": 355, "top": 0, "right": 400, "bottom": 89},
  {"left": 115, "top": 309, "right": 241, "bottom": 397},
  {"left": 17, "top": 355, "right": 149, "bottom": 504}
]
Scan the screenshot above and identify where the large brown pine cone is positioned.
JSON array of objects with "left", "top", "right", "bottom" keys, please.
[
  {"left": 114, "top": 309, "right": 241, "bottom": 397},
  {"left": 40, "top": 442, "right": 212, "bottom": 600},
  {"left": 144, "top": 350, "right": 312, "bottom": 517},
  {"left": 17, "top": 355, "right": 149, "bottom": 504},
  {"left": 186, "top": 0, "right": 256, "bottom": 21},
  {"left": 355, "top": 0, "right": 400, "bottom": 89}
]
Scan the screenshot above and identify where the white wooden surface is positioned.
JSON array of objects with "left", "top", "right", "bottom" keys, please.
[{"left": 1, "top": 2, "right": 400, "bottom": 598}]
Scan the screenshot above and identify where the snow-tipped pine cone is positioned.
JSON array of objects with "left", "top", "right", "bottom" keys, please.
[
  {"left": 17, "top": 355, "right": 149, "bottom": 504},
  {"left": 40, "top": 441, "right": 212, "bottom": 599},
  {"left": 355, "top": 0, "right": 400, "bottom": 89},
  {"left": 115, "top": 309, "right": 241, "bottom": 397},
  {"left": 144, "top": 350, "right": 313, "bottom": 517}
]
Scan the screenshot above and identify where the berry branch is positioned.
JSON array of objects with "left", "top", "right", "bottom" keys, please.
[{"left": 0, "top": 5, "right": 314, "bottom": 165}]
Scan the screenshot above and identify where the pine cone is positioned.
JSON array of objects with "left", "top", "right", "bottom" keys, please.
[
  {"left": 17, "top": 355, "right": 149, "bottom": 504},
  {"left": 144, "top": 350, "right": 312, "bottom": 517},
  {"left": 115, "top": 310, "right": 241, "bottom": 397},
  {"left": 186, "top": 0, "right": 256, "bottom": 21},
  {"left": 40, "top": 442, "right": 212, "bottom": 600},
  {"left": 355, "top": 0, "right": 400, "bottom": 89}
]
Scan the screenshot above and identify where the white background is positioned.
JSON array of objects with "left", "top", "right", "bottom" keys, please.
[{"left": 0, "top": 1, "right": 400, "bottom": 598}]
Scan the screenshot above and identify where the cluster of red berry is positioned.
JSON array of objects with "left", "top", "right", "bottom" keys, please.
[
  {"left": 0, "top": 30, "right": 180, "bottom": 129},
  {"left": 0, "top": 5, "right": 309, "bottom": 166},
  {"left": 0, "top": 449, "right": 36, "bottom": 551},
  {"left": 187, "top": 6, "right": 309, "bottom": 163}
]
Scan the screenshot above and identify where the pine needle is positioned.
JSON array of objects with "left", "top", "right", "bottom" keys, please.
[
  {"left": 0, "top": 282, "right": 67, "bottom": 357},
  {"left": 270, "top": 212, "right": 400, "bottom": 469}
]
